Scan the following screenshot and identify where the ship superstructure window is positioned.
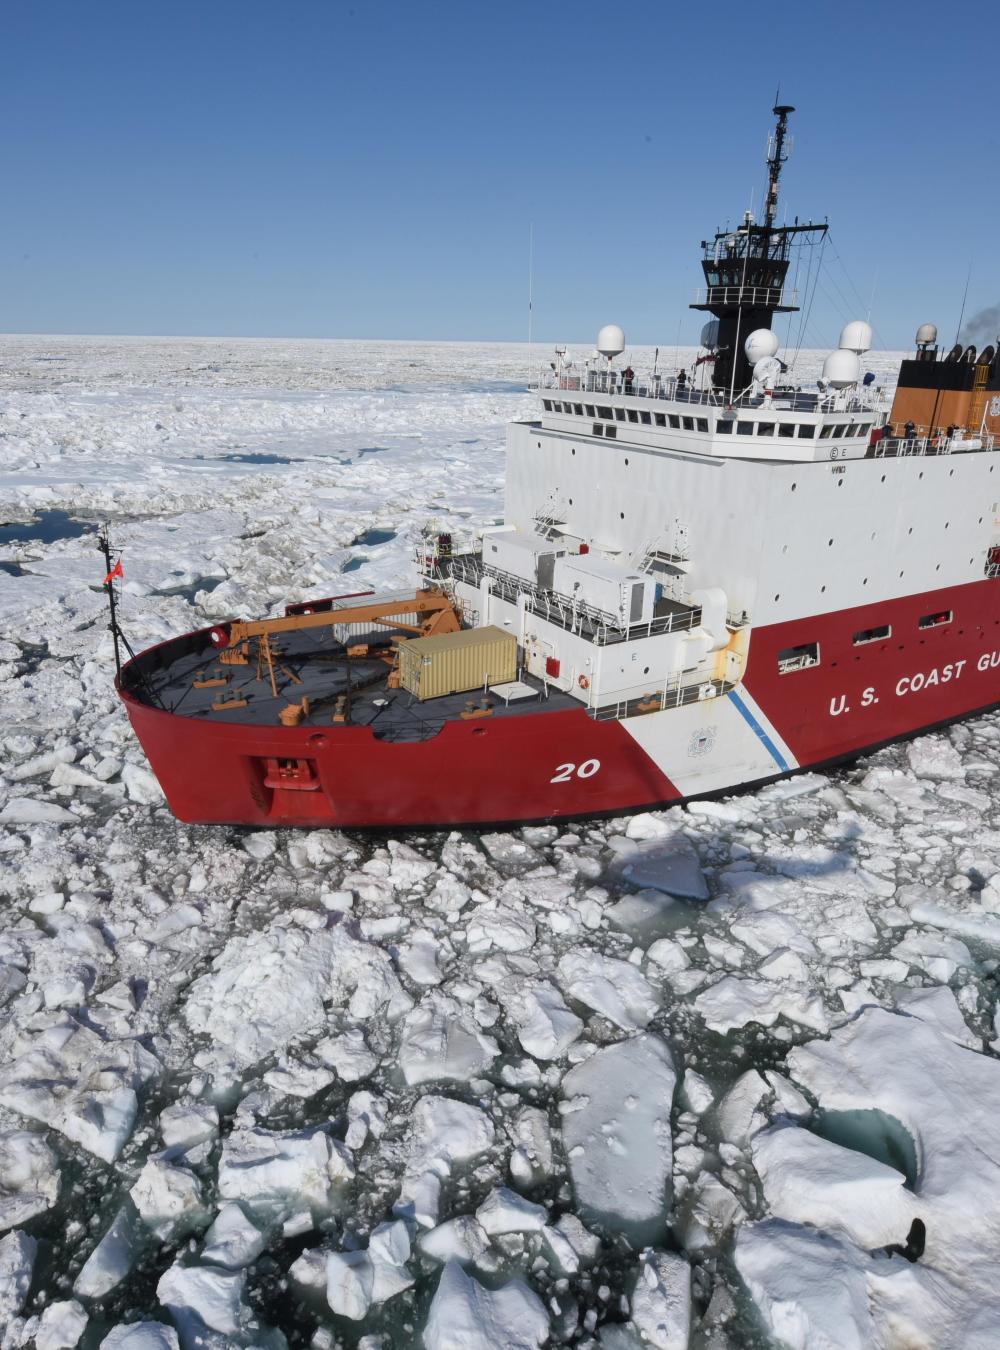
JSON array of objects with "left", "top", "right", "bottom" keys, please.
[
  {"left": 919, "top": 610, "right": 952, "bottom": 629},
  {"left": 543, "top": 399, "right": 552, "bottom": 411},
  {"left": 798, "top": 425, "right": 816, "bottom": 438},
  {"left": 853, "top": 624, "right": 891, "bottom": 645},
  {"left": 777, "top": 641, "right": 821, "bottom": 673},
  {"left": 697, "top": 418, "right": 709, "bottom": 433},
  {"left": 640, "top": 411, "right": 651, "bottom": 425},
  {"left": 628, "top": 409, "right": 639, "bottom": 423},
  {"left": 682, "top": 417, "right": 694, "bottom": 430},
  {"left": 779, "top": 422, "right": 795, "bottom": 437},
  {"left": 592, "top": 423, "right": 604, "bottom": 436},
  {"left": 655, "top": 413, "right": 666, "bottom": 427},
  {"left": 820, "top": 424, "right": 834, "bottom": 438},
  {"left": 574, "top": 403, "right": 583, "bottom": 415},
  {"left": 758, "top": 422, "right": 776, "bottom": 437},
  {"left": 737, "top": 421, "right": 754, "bottom": 435},
  {"left": 615, "top": 408, "right": 626, "bottom": 421},
  {"left": 605, "top": 426, "right": 617, "bottom": 438},
  {"left": 599, "top": 406, "right": 613, "bottom": 419},
  {"left": 668, "top": 414, "right": 680, "bottom": 428},
  {"left": 834, "top": 424, "right": 847, "bottom": 437},
  {"left": 586, "top": 404, "right": 595, "bottom": 417},
  {"left": 716, "top": 421, "right": 732, "bottom": 434}
]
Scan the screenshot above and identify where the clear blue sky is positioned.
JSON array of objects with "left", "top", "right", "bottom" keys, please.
[{"left": 3, "top": 0, "right": 998, "bottom": 350}]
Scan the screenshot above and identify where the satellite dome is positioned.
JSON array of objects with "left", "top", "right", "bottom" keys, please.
[
  {"left": 753, "top": 356, "right": 782, "bottom": 387},
  {"left": 744, "top": 329, "right": 779, "bottom": 364},
  {"left": 700, "top": 319, "right": 721, "bottom": 349},
  {"left": 822, "top": 349, "right": 861, "bottom": 389},
  {"left": 839, "top": 320, "right": 873, "bottom": 354},
  {"left": 916, "top": 323, "right": 938, "bottom": 346},
  {"left": 597, "top": 324, "right": 625, "bottom": 359}
]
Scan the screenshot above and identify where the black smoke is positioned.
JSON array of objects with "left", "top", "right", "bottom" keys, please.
[{"left": 960, "top": 303, "right": 1000, "bottom": 347}]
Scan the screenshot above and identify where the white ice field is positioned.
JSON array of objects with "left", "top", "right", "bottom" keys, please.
[{"left": 3, "top": 334, "right": 1000, "bottom": 1349}]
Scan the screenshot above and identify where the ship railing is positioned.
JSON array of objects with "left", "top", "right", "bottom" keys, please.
[
  {"left": 869, "top": 432, "right": 997, "bottom": 459},
  {"left": 443, "top": 551, "right": 702, "bottom": 644},
  {"left": 589, "top": 676, "right": 735, "bottom": 721},
  {"left": 985, "top": 563, "right": 1000, "bottom": 580},
  {"left": 692, "top": 285, "right": 795, "bottom": 308},
  {"left": 535, "top": 373, "right": 868, "bottom": 415}
]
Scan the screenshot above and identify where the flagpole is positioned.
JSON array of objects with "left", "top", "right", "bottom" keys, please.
[{"left": 98, "top": 526, "right": 122, "bottom": 680}]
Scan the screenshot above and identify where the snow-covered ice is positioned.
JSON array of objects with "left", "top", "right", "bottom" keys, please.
[{"left": 8, "top": 335, "right": 1000, "bottom": 1348}]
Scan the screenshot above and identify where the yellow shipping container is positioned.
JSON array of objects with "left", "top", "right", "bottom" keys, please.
[{"left": 398, "top": 625, "right": 517, "bottom": 701}]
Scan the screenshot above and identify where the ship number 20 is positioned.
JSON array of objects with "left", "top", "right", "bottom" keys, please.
[{"left": 551, "top": 758, "right": 601, "bottom": 783}]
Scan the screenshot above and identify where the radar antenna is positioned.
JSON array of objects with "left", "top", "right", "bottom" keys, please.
[{"left": 765, "top": 103, "right": 795, "bottom": 230}]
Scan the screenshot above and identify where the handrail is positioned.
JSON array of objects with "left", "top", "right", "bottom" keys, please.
[
  {"left": 535, "top": 372, "right": 874, "bottom": 415},
  {"left": 692, "top": 285, "right": 797, "bottom": 308}
]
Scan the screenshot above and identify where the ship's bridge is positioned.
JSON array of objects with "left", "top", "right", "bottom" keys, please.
[{"left": 533, "top": 364, "right": 882, "bottom": 464}]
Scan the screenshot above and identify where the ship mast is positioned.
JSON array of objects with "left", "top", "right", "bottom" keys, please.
[{"left": 691, "top": 104, "right": 827, "bottom": 398}]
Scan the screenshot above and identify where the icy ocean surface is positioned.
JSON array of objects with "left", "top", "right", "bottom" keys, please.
[{"left": 4, "top": 334, "right": 1000, "bottom": 1349}]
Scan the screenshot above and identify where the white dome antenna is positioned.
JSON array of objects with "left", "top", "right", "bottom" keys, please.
[
  {"left": 753, "top": 356, "right": 782, "bottom": 388},
  {"left": 839, "top": 321, "right": 873, "bottom": 355},
  {"left": 597, "top": 324, "right": 625, "bottom": 361},
  {"left": 700, "top": 319, "right": 721, "bottom": 349},
  {"left": 744, "top": 329, "right": 779, "bottom": 365},
  {"left": 822, "top": 349, "right": 861, "bottom": 388},
  {"left": 916, "top": 323, "right": 938, "bottom": 348}
]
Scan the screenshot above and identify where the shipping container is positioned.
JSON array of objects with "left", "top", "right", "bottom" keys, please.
[
  {"left": 398, "top": 625, "right": 517, "bottom": 700},
  {"left": 552, "top": 555, "right": 655, "bottom": 625},
  {"left": 483, "top": 531, "right": 566, "bottom": 590}
]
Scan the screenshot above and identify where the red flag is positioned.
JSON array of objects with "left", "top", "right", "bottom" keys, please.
[{"left": 104, "top": 560, "right": 124, "bottom": 585}]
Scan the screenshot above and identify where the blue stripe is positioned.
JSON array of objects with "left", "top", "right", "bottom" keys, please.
[{"left": 727, "top": 691, "right": 790, "bottom": 773}]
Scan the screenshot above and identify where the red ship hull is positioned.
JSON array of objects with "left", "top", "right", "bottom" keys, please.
[{"left": 119, "top": 577, "right": 1000, "bottom": 828}]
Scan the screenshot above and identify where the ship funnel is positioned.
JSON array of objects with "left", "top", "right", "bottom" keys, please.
[
  {"left": 839, "top": 320, "right": 872, "bottom": 354},
  {"left": 596, "top": 324, "right": 625, "bottom": 360},
  {"left": 822, "top": 349, "right": 861, "bottom": 388},
  {"left": 744, "top": 329, "right": 779, "bottom": 364}
]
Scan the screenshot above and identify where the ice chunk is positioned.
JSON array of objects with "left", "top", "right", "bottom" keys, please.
[
  {"left": 74, "top": 1204, "right": 140, "bottom": 1298},
  {"left": 130, "top": 1155, "right": 206, "bottom": 1241},
  {"left": 183, "top": 922, "right": 411, "bottom": 1070},
  {"left": 890, "top": 931, "right": 973, "bottom": 982},
  {"left": 424, "top": 1259, "right": 548, "bottom": 1350},
  {"left": 419, "top": 1217, "right": 494, "bottom": 1269},
  {"left": 894, "top": 985, "right": 979, "bottom": 1048},
  {"left": 508, "top": 1105, "right": 554, "bottom": 1188},
  {"left": 0, "top": 798, "right": 77, "bottom": 825},
  {"left": 628, "top": 1249, "right": 691, "bottom": 1350},
  {"left": 475, "top": 1186, "right": 547, "bottom": 1235},
  {"left": 326, "top": 1221, "right": 413, "bottom": 1320},
  {"left": 35, "top": 1298, "right": 88, "bottom": 1350},
  {"left": 736, "top": 1219, "right": 874, "bottom": 1349},
  {"left": 694, "top": 974, "right": 828, "bottom": 1034},
  {"left": 201, "top": 1202, "right": 267, "bottom": 1269},
  {"left": 410, "top": 1095, "right": 496, "bottom": 1167},
  {"left": 621, "top": 840, "right": 708, "bottom": 901},
  {"left": 100, "top": 1324, "right": 179, "bottom": 1350},
  {"left": 556, "top": 952, "right": 657, "bottom": 1030},
  {"left": 397, "top": 992, "right": 499, "bottom": 1085},
  {"left": 645, "top": 938, "right": 690, "bottom": 975},
  {"left": 751, "top": 1121, "right": 915, "bottom": 1248},
  {"left": 314, "top": 1028, "right": 377, "bottom": 1082},
  {"left": 121, "top": 764, "right": 165, "bottom": 804},
  {"left": 217, "top": 1124, "right": 354, "bottom": 1220},
  {"left": 0, "top": 1130, "right": 60, "bottom": 1230},
  {"left": 158, "top": 1103, "right": 218, "bottom": 1151},
  {"left": 155, "top": 1262, "right": 258, "bottom": 1346},
  {"left": 0, "top": 1229, "right": 36, "bottom": 1321},
  {"left": 906, "top": 736, "right": 965, "bottom": 780},
  {"left": 712, "top": 1069, "right": 769, "bottom": 1149},
  {"left": 560, "top": 1034, "right": 675, "bottom": 1245}
]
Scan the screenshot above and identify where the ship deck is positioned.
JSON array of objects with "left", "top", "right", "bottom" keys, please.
[{"left": 123, "top": 623, "right": 582, "bottom": 743}]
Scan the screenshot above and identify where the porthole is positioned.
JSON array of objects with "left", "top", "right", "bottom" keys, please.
[
  {"left": 862, "top": 577, "right": 868, "bottom": 585},
  {"left": 919, "top": 472, "right": 924, "bottom": 480},
  {"left": 821, "top": 584, "right": 826, "bottom": 593},
  {"left": 945, "top": 522, "right": 949, "bottom": 529},
  {"left": 881, "top": 474, "right": 886, "bottom": 483},
  {"left": 620, "top": 511, "right": 625, "bottom": 519},
  {"left": 908, "top": 527, "right": 913, "bottom": 535},
  {"left": 643, "top": 666, "right": 649, "bottom": 674},
  {"left": 828, "top": 539, "right": 834, "bottom": 547},
  {"left": 624, "top": 458, "right": 629, "bottom": 465},
  {"left": 791, "top": 483, "right": 797, "bottom": 492},
  {"left": 568, "top": 498, "right": 573, "bottom": 505},
  {"left": 774, "top": 593, "right": 780, "bottom": 601},
  {"left": 572, "top": 447, "right": 576, "bottom": 455}
]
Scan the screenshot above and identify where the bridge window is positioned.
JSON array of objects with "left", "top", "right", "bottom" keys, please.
[
  {"left": 627, "top": 409, "right": 639, "bottom": 423},
  {"left": 716, "top": 420, "right": 733, "bottom": 434},
  {"left": 543, "top": 399, "right": 553, "bottom": 411},
  {"left": 820, "top": 424, "right": 834, "bottom": 438},
  {"left": 574, "top": 403, "right": 583, "bottom": 416},
  {"left": 798, "top": 425, "right": 816, "bottom": 439},
  {"left": 655, "top": 413, "right": 666, "bottom": 427},
  {"left": 640, "top": 410, "right": 651, "bottom": 425},
  {"left": 697, "top": 418, "right": 709, "bottom": 433},
  {"left": 778, "top": 641, "right": 820, "bottom": 674},
  {"left": 853, "top": 624, "right": 891, "bottom": 645},
  {"left": 758, "top": 422, "right": 776, "bottom": 437},
  {"left": 737, "top": 421, "right": 754, "bottom": 435},
  {"left": 779, "top": 422, "right": 795, "bottom": 437},
  {"left": 598, "top": 406, "right": 613, "bottom": 419},
  {"left": 668, "top": 414, "right": 680, "bottom": 428},
  {"left": 682, "top": 416, "right": 694, "bottom": 431},
  {"left": 585, "top": 404, "right": 595, "bottom": 417},
  {"left": 615, "top": 408, "right": 627, "bottom": 421}
]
